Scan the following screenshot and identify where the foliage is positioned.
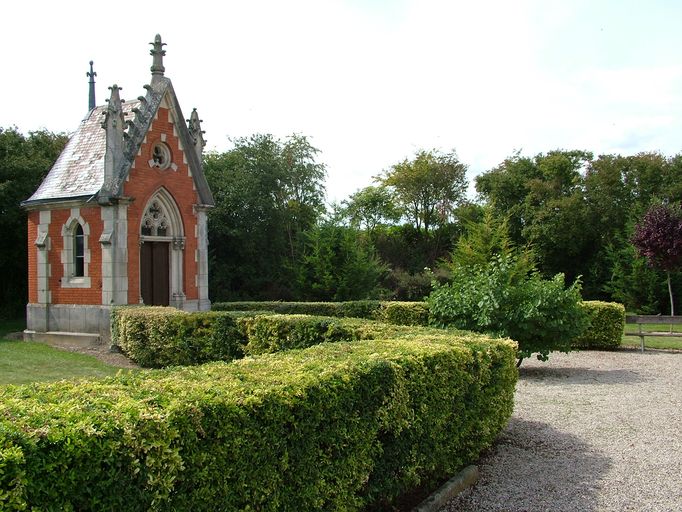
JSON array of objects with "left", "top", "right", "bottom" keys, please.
[
  {"left": 381, "top": 267, "right": 434, "bottom": 301},
  {"left": 428, "top": 254, "right": 589, "bottom": 362},
  {"left": 631, "top": 203, "right": 682, "bottom": 272},
  {"left": 377, "top": 149, "right": 467, "bottom": 234},
  {"left": 114, "top": 303, "right": 438, "bottom": 368},
  {"left": 373, "top": 301, "right": 430, "bottom": 326},
  {"left": 342, "top": 185, "right": 401, "bottom": 234},
  {"left": 447, "top": 205, "right": 535, "bottom": 282},
  {"left": 203, "top": 133, "right": 326, "bottom": 301},
  {"left": 111, "top": 307, "right": 249, "bottom": 368},
  {"left": 603, "top": 234, "right": 678, "bottom": 314},
  {"left": 0, "top": 127, "right": 67, "bottom": 318},
  {"left": 0, "top": 332, "right": 517, "bottom": 511},
  {"left": 213, "top": 301, "right": 431, "bottom": 325},
  {"left": 294, "top": 221, "right": 387, "bottom": 301},
  {"left": 571, "top": 301, "right": 625, "bottom": 350},
  {"left": 475, "top": 149, "right": 682, "bottom": 307},
  {"left": 631, "top": 202, "right": 682, "bottom": 315}
]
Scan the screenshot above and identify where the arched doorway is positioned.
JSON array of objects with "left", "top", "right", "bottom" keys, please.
[{"left": 139, "top": 188, "right": 185, "bottom": 306}]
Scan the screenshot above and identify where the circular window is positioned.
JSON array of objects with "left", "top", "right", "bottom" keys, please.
[{"left": 151, "top": 142, "right": 171, "bottom": 170}]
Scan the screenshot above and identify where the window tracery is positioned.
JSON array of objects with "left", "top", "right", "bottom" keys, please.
[{"left": 141, "top": 200, "right": 169, "bottom": 236}]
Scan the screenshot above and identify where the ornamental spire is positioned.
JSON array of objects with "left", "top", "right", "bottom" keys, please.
[
  {"left": 150, "top": 34, "right": 166, "bottom": 79},
  {"left": 87, "top": 60, "right": 97, "bottom": 111}
]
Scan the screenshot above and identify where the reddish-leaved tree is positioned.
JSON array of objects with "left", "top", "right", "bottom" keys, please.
[{"left": 631, "top": 203, "right": 682, "bottom": 315}]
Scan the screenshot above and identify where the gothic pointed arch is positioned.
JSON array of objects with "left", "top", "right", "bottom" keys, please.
[
  {"left": 140, "top": 187, "right": 184, "bottom": 238},
  {"left": 139, "top": 187, "right": 186, "bottom": 307}
]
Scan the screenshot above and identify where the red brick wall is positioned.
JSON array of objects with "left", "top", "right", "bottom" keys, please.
[
  {"left": 48, "top": 207, "right": 103, "bottom": 305},
  {"left": 124, "top": 107, "right": 200, "bottom": 304},
  {"left": 27, "top": 211, "right": 38, "bottom": 303}
]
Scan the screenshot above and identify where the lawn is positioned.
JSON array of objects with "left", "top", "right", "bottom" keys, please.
[
  {"left": 622, "top": 322, "right": 682, "bottom": 350},
  {"left": 0, "top": 318, "right": 130, "bottom": 386}
]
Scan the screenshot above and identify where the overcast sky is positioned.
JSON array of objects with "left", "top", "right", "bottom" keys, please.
[{"left": 3, "top": 0, "right": 682, "bottom": 202}]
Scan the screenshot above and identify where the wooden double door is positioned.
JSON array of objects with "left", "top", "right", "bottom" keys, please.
[{"left": 140, "top": 241, "right": 170, "bottom": 306}]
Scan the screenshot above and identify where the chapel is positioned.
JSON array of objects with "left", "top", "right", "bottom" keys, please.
[{"left": 22, "top": 35, "right": 213, "bottom": 342}]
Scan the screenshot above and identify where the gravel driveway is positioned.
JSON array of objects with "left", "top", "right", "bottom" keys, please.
[{"left": 441, "top": 349, "right": 682, "bottom": 512}]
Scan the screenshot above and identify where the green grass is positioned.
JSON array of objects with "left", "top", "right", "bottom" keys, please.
[
  {"left": 0, "top": 318, "right": 131, "bottom": 386},
  {"left": 622, "top": 322, "right": 682, "bottom": 350}
]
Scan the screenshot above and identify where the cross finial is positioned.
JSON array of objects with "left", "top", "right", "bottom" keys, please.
[
  {"left": 87, "top": 60, "right": 97, "bottom": 111},
  {"left": 150, "top": 34, "right": 166, "bottom": 77}
]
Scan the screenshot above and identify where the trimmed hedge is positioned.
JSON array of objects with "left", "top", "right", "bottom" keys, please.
[
  {"left": 0, "top": 334, "right": 517, "bottom": 511},
  {"left": 112, "top": 307, "right": 461, "bottom": 368},
  {"left": 212, "top": 300, "right": 430, "bottom": 326},
  {"left": 572, "top": 301, "right": 625, "bottom": 349},
  {"left": 112, "top": 307, "right": 244, "bottom": 368}
]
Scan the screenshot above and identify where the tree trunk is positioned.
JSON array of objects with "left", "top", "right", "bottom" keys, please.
[{"left": 667, "top": 271, "right": 675, "bottom": 333}]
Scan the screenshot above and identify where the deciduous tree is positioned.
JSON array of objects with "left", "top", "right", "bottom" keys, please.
[
  {"left": 378, "top": 149, "right": 467, "bottom": 234},
  {"left": 631, "top": 202, "right": 682, "bottom": 315},
  {"left": 0, "top": 127, "right": 67, "bottom": 318}
]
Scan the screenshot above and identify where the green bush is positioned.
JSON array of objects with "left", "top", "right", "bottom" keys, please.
[
  {"left": 571, "top": 301, "right": 625, "bottom": 349},
  {"left": 212, "top": 300, "right": 431, "bottom": 326},
  {"left": 428, "top": 254, "right": 590, "bottom": 362},
  {"left": 112, "top": 307, "right": 249, "bottom": 368},
  {"left": 0, "top": 334, "right": 517, "bottom": 511},
  {"left": 375, "top": 301, "right": 429, "bottom": 326},
  {"left": 114, "top": 306, "right": 449, "bottom": 368}
]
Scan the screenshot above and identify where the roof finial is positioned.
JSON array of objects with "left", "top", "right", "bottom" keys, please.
[
  {"left": 87, "top": 60, "right": 97, "bottom": 111},
  {"left": 150, "top": 34, "right": 166, "bottom": 78}
]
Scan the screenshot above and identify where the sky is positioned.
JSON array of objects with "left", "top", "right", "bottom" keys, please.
[{"left": 3, "top": 0, "right": 682, "bottom": 203}]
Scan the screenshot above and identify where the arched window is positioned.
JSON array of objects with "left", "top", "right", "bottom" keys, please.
[
  {"left": 73, "top": 224, "right": 85, "bottom": 277},
  {"left": 60, "top": 213, "right": 90, "bottom": 288},
  {"left": 141, "top": 200, "right": 170, "bottom": 236}
]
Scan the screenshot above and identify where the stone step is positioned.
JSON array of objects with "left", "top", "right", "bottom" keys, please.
[{"left": 23, "top": 330, "right": 102, "bottom": 348}]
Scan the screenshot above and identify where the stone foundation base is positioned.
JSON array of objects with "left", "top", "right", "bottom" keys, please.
[
  {"left": 25, "top": 300, "right": 212, "bottom": 344},
  {"left": 26, "top": 304, "right": 112, "bottom": 343}
]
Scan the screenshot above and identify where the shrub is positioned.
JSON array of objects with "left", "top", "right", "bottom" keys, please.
[
  {"left": 374, "top": 301, "right": 429, "bottom": 326},
  {"left": 571, "top": 301, "right": 625, "bottom": 349},
  {"left": 212, "top": 300, "right": 431, "bottom": 326},
  {"left": 114, "top": 307, "right": 445, "bottom": 368},
  {"left": 0, "top": 334, "right": 517, "bottom": 511},
  {"left": 428, "top": 254, "right": 590, "bottom": 362},
  {"left": 112, "top": 307, "right": 249, "bottom": 368}
]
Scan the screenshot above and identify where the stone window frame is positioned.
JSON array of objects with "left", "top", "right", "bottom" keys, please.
[
  {"left": 149, "top": 140, "right": 173, "bottom": 170},
  {"left": 61, "top": 211, "right": 91, "bottom": 288}
]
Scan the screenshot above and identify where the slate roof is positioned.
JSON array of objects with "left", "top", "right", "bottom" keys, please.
[
  {"left": 24, "top": 102, "right": 138, "bottom": 205},
  {"left": 23, "top": 47, "right": 214, "bottom": 208}
]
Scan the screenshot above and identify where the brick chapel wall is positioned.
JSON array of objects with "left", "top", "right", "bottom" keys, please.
[
  {"left": 48, "top": 207, "right": 103, "bottom": 305},
  {"left": 123, "top": 107, "right": 200, "bottom": 305},
  {"left": 27, "top": 211, "right": 38, "bottom": 303}
]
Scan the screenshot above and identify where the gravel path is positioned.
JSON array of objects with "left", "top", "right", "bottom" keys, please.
[{"left": 441, "top": 349, "right": 682, "bottom": 512}]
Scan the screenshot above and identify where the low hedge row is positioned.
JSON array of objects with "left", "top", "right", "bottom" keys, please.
[
  {"left": 213, "top": 300, "right": 625, "bottom": 352},
  {"left": 0, "top": 334, "right": 518, "bottom": 511},
  {"left": 112, "top": 307, "right": 469, "bottom": 368},
  {"left": 115, "top": 298, "right": 625, "bottom": 368},
  {"left": 571, "top": 301, "right": 625, "bottom": 349},
  {"left": 212, "top": 300, "right": 430, "bottom": 326}
]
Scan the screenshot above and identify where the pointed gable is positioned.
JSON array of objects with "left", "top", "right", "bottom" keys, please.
[{"left": 23, "top": 34, "right": 214, "bottom": 209}]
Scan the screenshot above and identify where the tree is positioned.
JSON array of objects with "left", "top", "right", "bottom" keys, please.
[
  {"left": 342, "top": 185, "right": 400, "bottom": 236},
  {"left": 277, "top": 134, "right": 327, "bottom": 263},
  {"left": 377, "top": 149, "right": 467, "bottom": 234},
  {"left": 203, "top": 133, "right": 326, "bottom": 301},
  {"left": 294, "top": 220, "right": 387, "bottom": 301},
  {"left": 631, "top": 203, "right": 682, "bottom": 316},
  {"left": 447, "top": 205, "right": 534, "bottom": 283},
  {"left": 476, "top": 150, "right": 598, "bottom": 286},
  {"left": 429, "top": 253, "right": 588, "bottom": 365},
  {"left": 0, "top": 127, "right": 68, "bottom": 318}
]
